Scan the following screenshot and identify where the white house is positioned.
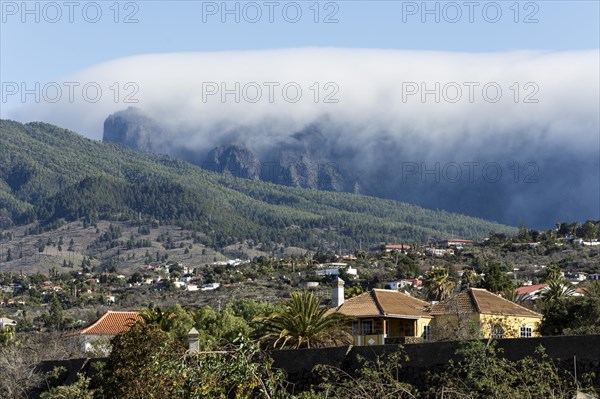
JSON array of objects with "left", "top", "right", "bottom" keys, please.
[
  {"left": 316, "top": 267, "right": 358, "bottom": 277},
  {"left": 65, "top": 311, "right": 142, "bottom": 354},
  {"left": 0, "top": 317, "right": 17, "bottom": 329},
  {"left": 316, "top": 262, "right": 358, "bottom": 277},
  {"left": 427, "top": 248, "right": 454, "bottom": 257},
  {"left": 201, "top": 283, "right": 220, "bottom": 291},
  {"left": 385, "top": 279, "right": 422, "bottom": 290},
  {"left": 515, "top": 283, "right": 549, "bottom": 300},
  {"left": 582, "top": 240, "right": 600, "bottom": 246}
]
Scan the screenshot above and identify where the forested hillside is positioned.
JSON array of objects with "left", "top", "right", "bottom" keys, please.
[{"left": 0, "top": 120, "right": 516, "bottom": 250}]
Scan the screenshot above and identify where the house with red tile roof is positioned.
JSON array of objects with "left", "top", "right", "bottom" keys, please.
[
  {"left": 515, "top": 283, "right": 549, "bottom": 300},
  {"left": 329, "top": 287, "right": 542, "bottom": 346},
  {"left": 429, "top": 288, "right": 542, "bottom": 340},
  {"left": 329, "top": 289, "right": 433, "bottom": 346},
  {"left": 66, "top": 311, "right": 142, "bottom": 353}
]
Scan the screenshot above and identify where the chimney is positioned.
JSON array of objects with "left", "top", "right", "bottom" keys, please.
[
  {"left": 188, "top": 327, "right": 199, "bottom": 352},
  {"left": 332, "top": 277, "right": 345, "bottom": 307}
]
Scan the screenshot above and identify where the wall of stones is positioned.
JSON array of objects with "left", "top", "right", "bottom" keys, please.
[
  {"left": 35, "top": 335, "right": 600, "bottom": 396},
  {"left": 270, "top": 335, "right": 600, "bottom": 393}
]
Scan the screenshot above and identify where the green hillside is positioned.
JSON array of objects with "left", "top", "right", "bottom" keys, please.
[{"left": 0, "top": 120, "right": 516, "bottom": 249}]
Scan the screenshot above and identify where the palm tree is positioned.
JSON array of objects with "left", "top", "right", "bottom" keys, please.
[
  {"left": 460, "top": 269, "right": 479, "bottom": 290},
  {"left": 544, "top": 264, "right": 562, "bottom": 283},
  {"left": 541, "top": 280, "right": 576, "bottom": 303},
  {"left": 255, "top": 290, "right": 350, "bottom": 349},
  {"left": 424, "top": 267, "right": 456, "bottom": 301},
  {"left": 502, "top": 288, "right": 533, "bottom": 304},
  {"left": 137, "top": 305, "right": 173, "bottom": 331}
]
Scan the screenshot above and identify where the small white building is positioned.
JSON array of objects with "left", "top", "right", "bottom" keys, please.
[
  {"left": 384, "top": 279, "right": 421, "bottom": 290},
  {"left": 316, "top": 267, "right": 358, "bottom": 277},
  {"left": 65, "top": 311, "right": 142, "bottom": 354},
  {"left": 0, "top": 317, "right": 17, "bottom": 329},
  {"left": 427, "top": 248, "right": 454, "bottom": 257},
  {"left": 201, "top": 283, "right": 220, "bottom": 291},
  {"left": 582, "top": 240, "right": 600, "bottom": 246},
  {"left": 316, "top": 262, "right": 357, "bottom": 278}
]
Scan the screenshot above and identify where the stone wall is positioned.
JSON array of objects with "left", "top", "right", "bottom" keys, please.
[
  {"left": 270, "top": 335, "right": 600, "bottom": 393},
  {"left": 35, "top": 335, "right": 600, "bottom": 396}
]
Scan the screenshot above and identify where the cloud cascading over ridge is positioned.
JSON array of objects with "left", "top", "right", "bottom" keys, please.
[
  {"left": 5, "top": 48, "right": 597, "bottom": 148},
  {"left": 5, "top": 48, "right": 599, "bottom": 227}
]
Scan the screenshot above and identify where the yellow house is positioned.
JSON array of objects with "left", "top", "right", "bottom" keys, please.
[
  {"left": 428, "top": 288, "right": 542, "bottom": 340},
  {"left": 330, "top": 289, "right": 433, "bottom": 346}
]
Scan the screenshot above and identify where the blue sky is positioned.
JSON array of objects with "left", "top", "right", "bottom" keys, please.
[{"left": 1, "top": 0, "right": 599, "bottom": 96}]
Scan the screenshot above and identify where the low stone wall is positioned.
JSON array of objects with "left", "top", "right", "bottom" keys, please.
[
  {"left": 270, "top": 335, "right": 600, "bottom": 393},
  {"left": 34, "top": 335, "right": 600, "bottom": 396}
]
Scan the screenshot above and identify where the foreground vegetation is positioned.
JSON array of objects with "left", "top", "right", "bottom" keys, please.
[
  {"left": 2, "top": 282, "right": 600, "bottom": 398},
  {"left": 12, "top": 325, "right": 598, "bottom": 399}
]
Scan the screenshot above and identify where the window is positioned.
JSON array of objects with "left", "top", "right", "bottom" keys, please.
[
  {"left": 352, "top": 321, "right": 359, "bottom": 335},
  {"left": 520, "top": 326, "right": 532, "bottom": 338},
  {"left": 491, "top": 324, "right": 504, "bottom": 339},
  {"left": 361, "top": 320, "right": 373, "bottom": 335},
  {"left": 423, "top": 325, "right": 431, "bottom": 341}
]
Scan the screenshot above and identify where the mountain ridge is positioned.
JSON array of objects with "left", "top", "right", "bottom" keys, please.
[
  {"left": 1, "top": 119, "right": 517, "bottom": 250},
  {"left": 101, "top": 107, "right": 600, "bottom": 229}
]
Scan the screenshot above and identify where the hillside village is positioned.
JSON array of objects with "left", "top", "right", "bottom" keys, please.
[
  {"left": 1, "top": 219, "right": 598, "bottom": 333},
  {"left": 1, "top": 220, "right": 600, "bottom": 398}
]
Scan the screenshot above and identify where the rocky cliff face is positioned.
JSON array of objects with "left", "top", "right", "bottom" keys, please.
[
  {"left": 102, "top": 108, "right": 355, "bottom": 192},
  {"left": 101, "top": 108, "right": 600, "bottom": 229},
  {"left": 103, "top": 107, "right": 165, "bottom": 153},
  {"left": 205, "top": 145, "right": 261, "bottom": 181}
]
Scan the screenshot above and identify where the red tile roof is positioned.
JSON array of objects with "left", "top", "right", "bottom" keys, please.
[
  {"left": 515, "top": 283, "right": 548, "bottom": 296},
  {"left": 70, "top": 311, "right": 142, "bottom": 336},
  {"left": 332, "top": 289, "right": 432, "bottom": 319},
  {"left": 384, "top": 244, "right": 412, "bottom": 250},
  {"left": 429, "top": 288, "right": 542, "bottom": 318}
]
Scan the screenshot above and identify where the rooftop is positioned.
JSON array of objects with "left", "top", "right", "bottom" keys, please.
[
  {"left": 331, "top": 289, "right": 431, "bottom": 319},
  {"left": 384, "top": 244, "right": 412, "bottom": 250},
  {"left": 515, "top": 283, "right": 548, "bottom": 296},
  {"left": 68, "top": 311, "right": 142, "bottom": 336},
  {"left": 429, "top": 288, "right": 542, "bottom": 318}
]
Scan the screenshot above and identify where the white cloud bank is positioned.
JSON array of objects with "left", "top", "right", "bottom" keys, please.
[{"left": 4, "top": 48, "right": 599, "bottom": 155}]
